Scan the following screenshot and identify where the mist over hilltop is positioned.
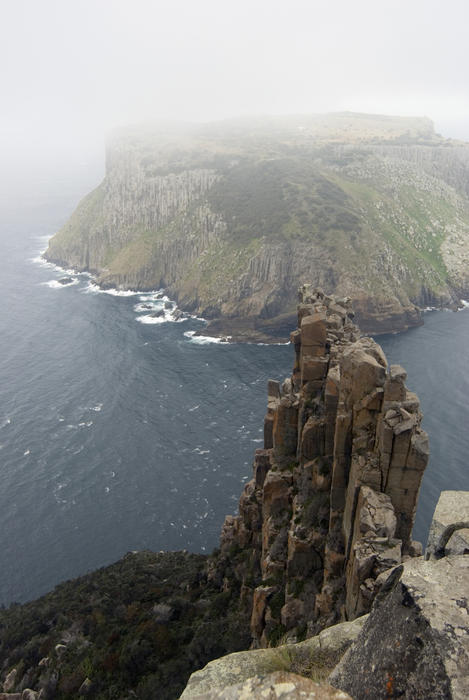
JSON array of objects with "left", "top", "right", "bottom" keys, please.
[{"left": 1, "top": 0, "right": 468, "bottom": 168}]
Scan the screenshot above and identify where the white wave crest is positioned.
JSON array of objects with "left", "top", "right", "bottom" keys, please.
[
  {"left": 138, "top": 291, "right": 168, "bottom": 302},
  {"left": 42, "top": 278, "right": 79, "bottom": 289},
  {"left": 82, "top": 282, "right": 141, "bottom": 296},
  {"left": 183, "top": 330, "right": 230, "bottom": 344}
]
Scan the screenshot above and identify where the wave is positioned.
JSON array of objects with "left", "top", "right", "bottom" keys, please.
[
  {"left": 42, "top": 278, "right": 79, "bottom": 289},
  {"left": 138, "top": 291, "right": 169, "bottom": 302},
  {"left": 32, "top": 256, "right": 78, "bottom": 277},
  {"left": 183, "top": 330, "right": 230, "bottom": 344},
  {"left": 136, "top": 308, "right": 187, "bottom": 324},
  {"left": 82, "top": 282, "right": 142, "bottom": 297}
]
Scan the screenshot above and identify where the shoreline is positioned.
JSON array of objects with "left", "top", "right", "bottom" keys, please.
[{"left": 40, "top": 251, "right": 469, "bottom": 344}]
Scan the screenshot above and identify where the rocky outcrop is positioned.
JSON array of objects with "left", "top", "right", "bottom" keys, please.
[
  {"left": 329, "top": 555, "right": 469, "bottom": 699},
  {"left": 425, "top": 490, "right": 469, "bottom": 559},
  {"left": 180, "top": 617, "right": 365, "bottom": 699},
  {"left": 44, "top": 114, "right": 469, "bottom": 340},
  {"left": 184, "top": 671, "right": 352, "bottom": 700},
  {"left": 217, "top": 287, "right": 428, "bottom": 646},
  {"left": 182, "top": 671, "right": 352, "bottom": 699}
]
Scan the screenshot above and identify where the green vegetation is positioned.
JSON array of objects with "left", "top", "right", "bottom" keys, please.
[{"left": 0, "top": 551, "right": 251, "bottom": 699}]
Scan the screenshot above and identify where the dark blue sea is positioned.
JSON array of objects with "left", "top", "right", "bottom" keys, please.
[{"left": 0, "top": 160, "right": 468, "bottom": 606}]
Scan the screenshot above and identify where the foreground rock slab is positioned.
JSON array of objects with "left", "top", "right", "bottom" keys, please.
[
  {"left": 329, "top": 555, "right": 469, "bottom": 699},
  {"left": 180, "top": 617, "right": 365, "bottom": 699},
  {"left": 184, "top": 671, "right": 352, "bottom": 699},
  {"left": 425, "top": 490, "right": 469, "bottom": 558}
]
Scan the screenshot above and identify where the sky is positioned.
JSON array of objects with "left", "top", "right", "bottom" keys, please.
[{"left": 1, "top": 0, "right": 469, "bottom": 164}]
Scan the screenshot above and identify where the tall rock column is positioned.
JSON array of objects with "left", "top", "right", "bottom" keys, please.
[{"left": 217, "top": 287, "right": 428, "bottom": 647}]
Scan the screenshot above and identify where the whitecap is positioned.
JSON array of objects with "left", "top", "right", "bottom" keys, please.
[
  {"left": 134, "top": 301, "right": 160, "bottom": 313},
  {"left": 90, "top": 404, "right": 103, "bottom": 412},
  {"left": 136, "top": 313, "right": 169, "bottom": 325},
  {"left": 23, "top": 449, "right": 30, "bottom": 456},
  {"left": 189, "top": 405, "right": 200, "bottom": 412},
  {"left": 460, "top": 299, "right": 469, "bottom": 308},
  {"left": 139, "top": 291, "right": 168, "bottom": 302},
  {"left": 30, "top": 254, "right": 54, "bottom": 267},
  {"left": 42, "top": 278, "right": 79, "bottom": 289},
  {"left": 105, "top": 486, "right": 110, "bottom": 494},
  {"left": 0, "top": 418, "right": 11, "bottom": 429},
  {"left": 82, "top": 282, "right": 141, "bottom": 296},
  {"left": 102, "top": 288, "right": 141, "bottom": 297},
  {"left": 183, "top": 330, "right": 230, "bottom": 344}
]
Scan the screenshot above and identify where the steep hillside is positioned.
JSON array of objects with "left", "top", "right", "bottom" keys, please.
[{"left": 45, "top": 113, "right": 469, "bottom": 339}]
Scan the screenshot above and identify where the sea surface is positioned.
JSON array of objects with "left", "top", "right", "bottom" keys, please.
[{"left": 0, "top": 162, "right": 468, "bottom": 606}]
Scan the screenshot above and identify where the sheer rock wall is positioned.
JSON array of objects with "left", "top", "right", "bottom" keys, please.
[{"left": 218, "top": 287, "right": 428, "bottom": 647}]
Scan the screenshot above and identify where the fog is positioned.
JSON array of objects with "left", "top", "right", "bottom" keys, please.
[{"left": 1, "top": 0, "right": 469, "bottom": 170}]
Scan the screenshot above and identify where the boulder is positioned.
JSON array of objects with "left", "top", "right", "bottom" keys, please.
[
  {"left": 3, "top": 670, "right": 17, "bottom": 693},
  {"left": 425, "top": 490, "right": 469, "bottom": 559},
  {"left": 330, "top": 556, "right": 469, "bottom": 699},
  {"left": 180, "top": 617, "right": 365, "bottom": 698},
  {"left": 182, "top": 671, "right": 352, "bottom": 699}
]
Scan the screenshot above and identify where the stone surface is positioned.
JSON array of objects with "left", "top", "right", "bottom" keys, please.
[
  {"left": 2, "top": 671, "right": 17, "bottom": 694},
  {"left": 425, "top": 490, "right": 469, "bottom": 559},
  {"left": 180, "top": 617, "right": 365, "bottom": 699},
  {"left": 330, "top": 556, "right": 469, "bottom": 699},
  {"left": 183, "top": 671, "right": 352, "bottom": 699}
]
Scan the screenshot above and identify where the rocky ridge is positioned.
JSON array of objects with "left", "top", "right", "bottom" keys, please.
[
  {"left": 44, "top": 113, "right": 469, "bottom": 341},
  {"left": 215, "top": 286, "right": 428, "bottom": 645}
]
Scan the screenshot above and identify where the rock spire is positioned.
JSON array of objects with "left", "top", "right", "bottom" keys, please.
[{"left": 217, "top": 287, "right": 429, "bottom": 646}]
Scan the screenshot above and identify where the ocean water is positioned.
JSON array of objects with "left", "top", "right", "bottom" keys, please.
[{"left": 0, "top": 164, "right": 468, "bottom": 606}]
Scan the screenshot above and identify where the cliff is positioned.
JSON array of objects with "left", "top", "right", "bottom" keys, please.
[{"left": 44, "top": 113, "right": 469, "bottom": 341}]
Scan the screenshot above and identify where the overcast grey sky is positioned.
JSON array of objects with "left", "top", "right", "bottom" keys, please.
[{"left": 1, "top": 0, "right": 468, "bottom": 161}]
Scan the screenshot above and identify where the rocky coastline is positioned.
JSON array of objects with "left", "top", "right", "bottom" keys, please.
[{"left": 2, "top": 288, "right": 467, "bottom": 699}]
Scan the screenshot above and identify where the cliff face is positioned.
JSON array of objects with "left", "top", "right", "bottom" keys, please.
[
  {"left": 45, "top": 114, "right": 469, "bottom": 340},
  {"left": 216, "top": 287, "right": 428, "bottom": 646}
]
